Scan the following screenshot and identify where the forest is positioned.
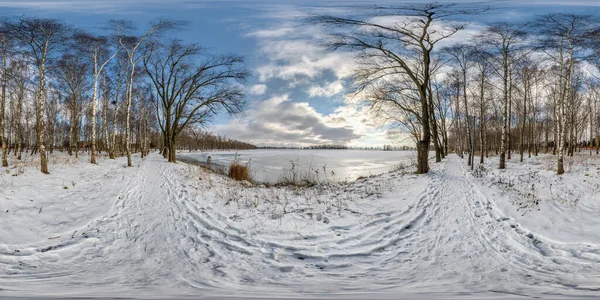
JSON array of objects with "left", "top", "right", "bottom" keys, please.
[
  {"left": 314, "top": 4, "right": 600, "bottom": 175},
  {"left": 0, "top": 17, "right": 250, "bottom": 174}
]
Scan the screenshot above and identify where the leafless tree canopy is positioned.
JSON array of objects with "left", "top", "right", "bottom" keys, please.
[
  {"left": 143, "top": 38, "right": 249, "bottom": 162},
  {"left": 312, "top": 3, "right": 489, "bottom": 173}
]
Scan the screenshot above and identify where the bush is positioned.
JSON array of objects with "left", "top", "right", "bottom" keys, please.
[{"left": 228, "top": 161, "right": 251, "bottom": 181}]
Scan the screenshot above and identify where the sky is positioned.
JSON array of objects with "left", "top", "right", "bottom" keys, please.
[{"left": 0, "top": 0, "right": 599, "bottom": 147}]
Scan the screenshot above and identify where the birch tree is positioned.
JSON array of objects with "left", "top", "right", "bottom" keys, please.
[
  {"left": 10, "top": 59, "right": 27, "bottom": 160},
  {"left": 11, "top": 17, "right": 71, "bottom": 174},
  {"left": 475, "top": 22, "right": 527, "bottom": 169},
  {"left": 445, "top": 44, "right": 475, "bottom": 167},
  {"left": 75, "top": 32, "right": 118, "bottom": 164},
  {"left": 113, "top": 20, "right": 176, "bottom": 167},
  {"left": 0, "top": 27, "right": 9, "bottom": 167},
  {"left": 536, "top": 14, "right": 592, "bottom": 174}
]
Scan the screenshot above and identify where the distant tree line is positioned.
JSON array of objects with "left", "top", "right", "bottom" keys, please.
[{"left": 176, "top": 130, "right": 256, "bottom": 151}]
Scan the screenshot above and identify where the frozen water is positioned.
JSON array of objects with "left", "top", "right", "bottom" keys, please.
[{"left": 178, "top": 149, "right": 416, "bottom": 183}]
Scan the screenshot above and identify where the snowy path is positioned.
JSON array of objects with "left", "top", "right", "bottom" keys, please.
[{"left": 1, "top": 153, "right": 599, "bottom": 299}]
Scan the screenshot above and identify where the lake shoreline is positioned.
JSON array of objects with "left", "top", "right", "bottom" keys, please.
[{"left": 177, "top": 149, "right": 417, "bottom": 183}]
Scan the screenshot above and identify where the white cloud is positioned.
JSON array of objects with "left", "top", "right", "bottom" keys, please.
[
  {"left": 248, "top": 84, "right": 267, "bottom": 95},
  {"left": 247, "top": 27, "right": 294, "bottom": 38},
  {"left": 308, "top": 81, "right": 344, "bottom": 98},
  {"left": 251, "top": 26, "right": 355, "bottom": 83}
]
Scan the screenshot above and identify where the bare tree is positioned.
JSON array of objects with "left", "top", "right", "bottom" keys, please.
[
  {"left": 0, "top": 25, "right": 9, "bottom": 167},
  {"left": 445, "top": 44, "right": 476, "bottom": 167},
  {"left": 109, "top": 53, "right": 126, "bottom": 159},
  {"left": 10, "top": 17, "right": 71, "bottom": 174},
  {"left": 55, "top": 54, "right": 88, "bottom": 158},
  {"left": 313, "top": 3, "right": 487, "bottom": 174},
  {"left": 113, "top": 19, "right": 177, "bottom": 167},
  {"left": 536, "top": 14, "right": 593, "bottom": 174},
  {"left": 10, "top": 59, "right": 28, "bottom": 160},
  {"left": 471, "top": 49, "right": 491, "bottom": 164},
  {"left": 144, "top": 40, "right": 248, "bottom": 163},
  {"left": 475, "top": 22, "right": 527, "bottom": 169},
  {"left": 75, "top": 32, "right": 118, "bottom": 164}
]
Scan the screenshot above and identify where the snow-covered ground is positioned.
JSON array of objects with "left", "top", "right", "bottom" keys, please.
[{"left": 1, "top": 151, "right": 600, "bottom": 299}]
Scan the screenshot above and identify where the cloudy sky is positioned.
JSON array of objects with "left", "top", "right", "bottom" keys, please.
[{"left": 1, "top": 0, "right": 598, "bottom": 147}]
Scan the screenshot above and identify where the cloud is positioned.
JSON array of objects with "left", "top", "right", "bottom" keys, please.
[
  {"left": 248, "top": 84, "right": 267, "bottom": 95},
  {"left": 255, "top": 42, "right": 354, "bottom": 82},
  {"left": 215, "top": 94, "right": 365, "bottom": 146},
  {"left": 308, "top": 81, "right": 344, "bottom": 98},
  {"left": 249, "top": 24, "right": 355, "bottom": 83},
  {"left": 246, "top": 27, "right": 294, "bottom": 38}
]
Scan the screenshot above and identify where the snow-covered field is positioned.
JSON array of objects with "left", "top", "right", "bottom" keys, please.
[
  {"left": 178, "top": 149, "right": 417, "bottom": 183},
  {"left": 1, "top": 151, "right": 600, "bottom": 299}
]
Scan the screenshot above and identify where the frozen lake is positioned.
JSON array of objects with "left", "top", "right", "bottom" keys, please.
[{"left": 178, "top": 149, "right": 417, "bottom": 183}]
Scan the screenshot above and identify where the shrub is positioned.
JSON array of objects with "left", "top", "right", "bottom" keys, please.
[{"left": 228, "top": 161, "right": 251, "bottom": 181}]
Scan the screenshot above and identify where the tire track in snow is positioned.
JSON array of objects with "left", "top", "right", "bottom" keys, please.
[
  {"left": 155, "top": 160, "right": 445, "bottom": 293},
  {"left": 449, "top": 156, "right": 600, "bottom": 294},
  {"left": 179, "top": 167, "right": 456, "bottom": 292}
]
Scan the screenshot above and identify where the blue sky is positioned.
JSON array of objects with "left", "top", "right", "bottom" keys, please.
[{"left": 1, "top": 0, "right": 599, "bottom": 147}]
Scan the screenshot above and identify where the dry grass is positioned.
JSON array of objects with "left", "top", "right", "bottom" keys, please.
[{"left": 228, "top": 161, "right": 251, "bottom": 181}]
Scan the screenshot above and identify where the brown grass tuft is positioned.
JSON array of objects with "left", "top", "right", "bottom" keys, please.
[{"left": 228, "top": 161, "right": 250, "bottom": 181}]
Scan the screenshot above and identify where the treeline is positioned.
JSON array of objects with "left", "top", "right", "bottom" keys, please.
[
  {"left": 315, "top": 3, "right": 600, "bottom": 174},
  {"left": 176, "top": 130, "right": 256, "bottom": 151},
  {"left": 0, "top": 17, "right": 248, "bottom": 173}
]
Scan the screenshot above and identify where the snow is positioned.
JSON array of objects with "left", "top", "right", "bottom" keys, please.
[{"left": 1, "top": 151, "right": 600, "bottom": 299}]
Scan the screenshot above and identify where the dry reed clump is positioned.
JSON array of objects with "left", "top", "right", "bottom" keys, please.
[{"left": 228, "top": 161, "right": 251, "bottom": 181}]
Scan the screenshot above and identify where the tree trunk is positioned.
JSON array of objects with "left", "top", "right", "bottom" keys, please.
[
  {"left": 479, "top": 73, "right": 485, "bottom": 165},
  {"left": 455, "top": 84, "right": 463, "bottom": 158},
  {"left": 125, "top": 62, "right": 134, "bottom": 167},
  {"left": 463, "top": 68, "right": 473, "bottom": 167},
  {"left": 428, "top": 88, "right": 441, "bottom": 163},
  {"left": 0, "top": 40, "right": 8, "bottom": 167},
  {"left": 471, "top": 116, "right": 475, "bottom": 170},
  {"left": 520, "top": 76, "right": 527, "bottom": 163},
  {"left": 69, "top": 96, "right": 75, "bottom": 156},
  {"left": 102, "top": 73, "right": 109, "bottom": 155},
  {"left": 499, "top": 51, "right": 509, "bottom": 170},
  {"left": 16, "top": 85, "right": 22, "bottom": 161},
  {"left": 507, "top": 68, "right": 512, "bottom": 160},
  {"left": 110, "top": 80, "right": 120, "bottom": 159},
  {"left": 417, "top": 83, "right": 430, "bottom": 174},
  {"left": 75, "top": 108, "right": 80, "bottom": 159},
  {"left": 169, "top": 137, "right": 177, "bottom": 163},
  {"left": 38, "top": 51, "right": 49, "bottom": 174}
]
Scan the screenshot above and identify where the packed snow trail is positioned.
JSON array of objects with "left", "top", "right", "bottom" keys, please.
[{"left": 1, "top": 153, "right": 599, "bottom": 299}]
